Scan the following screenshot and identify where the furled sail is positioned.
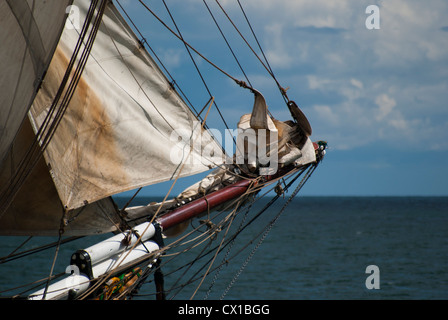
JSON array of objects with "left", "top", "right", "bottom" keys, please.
[
  {"left": 0, "top": 0, "right": 72, "bottom": 167},
  {"left": 28, "top": 0, "right": 225, "bottom": 211}
]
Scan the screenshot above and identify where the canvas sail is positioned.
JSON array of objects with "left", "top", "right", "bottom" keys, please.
[
  {"left": 28, "top": 0, "right": 225, "bottom": 211},
  {"left": 0, "top": 0, "right": 72, "bottom": 167},
  {"left": 0, "top": 0, "right": 124, "bottom": 236},
  {"left": 0, "top": 118, "right": 121, "bottom": 236}
]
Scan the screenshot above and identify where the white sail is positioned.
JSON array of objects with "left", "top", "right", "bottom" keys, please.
[
  {"left": 28, "top": 0, "right": 224, "bottom": 210},
  {"left": 0, "top": 0, "right": 128, "bottom": 236},
  {"left": 0, "top": 118, "right": 121, "bottom": 236},
  {"left": 0, "top": 0, "right": 72, "bottom": 166}
]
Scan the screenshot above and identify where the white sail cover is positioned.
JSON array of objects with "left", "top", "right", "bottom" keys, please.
[
  {"left": 0, "top": 0, "right": 72, "bottom": 166},
  {"left": 29, "top": 0, "right": 224, "bottom": 210}
]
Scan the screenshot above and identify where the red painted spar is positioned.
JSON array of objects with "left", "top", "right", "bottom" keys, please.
[
  {"left": 156, "top": 178, "right": 255, "bottom": 230},
  {"left": 156, "top": 164, "right": 303, "bottom": 231}
]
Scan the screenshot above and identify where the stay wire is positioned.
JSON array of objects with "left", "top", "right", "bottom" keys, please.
[
  {"left": 167, "top": 238, "right": 214, "bottom": 299},
  {"left": 214, "top": 0, "right": 289, "bottom": 102},
  {"left": 220, "top": 163, "right": 318, "bottom": 299},
  {"left": 165, "top": 198, "right": 245, "bottom": 299},
  {"left": 203, "top": 199, "right": 253, "bottom": 299},
  {"left": 214, "top": 0, "right": 271, "bottom": 76},
  {"left": 41, "top": 0, "right": 108, "bottom": 300},
  {"left": 161, "top": 0, "right": 234, "bottom": 142},
  {"left": 158, "top": 168, "right": 302, "bottom": 299},
  {"left": 236, "top": 0, "right": 288, "bottom": 103},
  {"left": 130, "top": 167, "right": 305, "bottom": 299},
  {"left": 0, "top": 236, "right": 83, "bottom": 265},
  {"left": 0, "top": 0, "right": 100, "bottom": 218},
  {"left": 115, "top": 0, "right": 201, "bottom": 120},
  {"left": 203, "top": 0, "right": 252, "bottom": 88},
  {"left": 137, "top": 0, "right": 249, "bottom": 89}
]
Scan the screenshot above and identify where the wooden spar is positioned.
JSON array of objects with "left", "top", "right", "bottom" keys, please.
[
  {"left": 156, "top": 164, "right": 301, "bottom": 231},
  {"left": 157, "top": 178, "right": 254, "bottom": 231}
]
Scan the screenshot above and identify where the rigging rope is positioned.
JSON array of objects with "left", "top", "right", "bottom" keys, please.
[
  {"left": 40, "top": 0, "right": 109, "bottom": 299},
  {"left": 0, "top": 0, "right": 104, "bottom": 217},
  {"left": 137, "top": 0, "right": 250, "bottom": 90},
  {"left": 203, "top": 199, "right": 253, "bottom": 299},
  {"left": 213, "top": 0, "right": 289, "bottom": 102},
  {"left": 114, "top": 164, "right": 316, "bottom": 300},
  {"left": 203, "top": 0, "right": 252, "bottom": 88},
  {"left": 235, "top": 0, "right": 289, "bottom": 103},
  {"left": 161, "top": 0, "right": 234, "bottom": 141},
  {"left": 160, "top": 166, "right": 312, "bottom": 299},
  {"left": 189, "top": 186, "right": 252, "bottom": 300},
  {"left": 115, "top": 0, "right": 201, "bottom": 120},
  {"left": 134, "top": 167, "right": 306, "bottom": 299},
  {"left": 220, "top": 163, "right": 318, "bottom": 299}
]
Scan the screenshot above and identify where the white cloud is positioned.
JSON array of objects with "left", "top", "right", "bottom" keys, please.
[
  {"left": 350, "top": 78, "right": 363, "bottom": 89},
  {"left": 159, "top": 48, "right": 183, "bottom": 69},
  {"left": 375, "top": 94, "right": 396, "bottom": 121},
  {"left": 389, "top": 117, "right": 408, "bottom": 131},
  {"left": 313, "top": 105, "right": 339, "bottom": 126},
  {"left": 264, "top": 24, "right": 294, "bottom": 69},
  {"left": 307, "top": 75, "right": 332, "bottom": 90}
]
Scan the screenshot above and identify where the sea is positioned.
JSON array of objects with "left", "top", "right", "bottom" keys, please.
[{"left": 1, "top": 196, "right": 447, "bottom": 300}]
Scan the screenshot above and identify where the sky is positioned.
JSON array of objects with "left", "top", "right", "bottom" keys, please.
[{"left": 116, "top": 0, "right": 448, "bottom": 197}]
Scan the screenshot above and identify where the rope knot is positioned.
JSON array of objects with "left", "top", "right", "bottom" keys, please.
[
  {"left": 235, "top": 79, "right": 248, "bottom": 89},
  {"left": 200, "top": 219, "right": 221, "bottom": 240}
]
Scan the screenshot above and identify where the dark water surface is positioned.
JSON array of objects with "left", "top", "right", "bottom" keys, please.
[{"left": 1, "top": 197, "right": 447, "bottom": 300}]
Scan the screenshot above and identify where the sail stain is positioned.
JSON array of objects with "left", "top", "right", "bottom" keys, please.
[
  {"left": 31, "top": 47, "right": 130, "bottom": 210},
  {"left": 27, "top": 1, "right": 225, "bottom": 211},
  {"left": 0, "top": 118, "right": 119, "bottom": 236}
]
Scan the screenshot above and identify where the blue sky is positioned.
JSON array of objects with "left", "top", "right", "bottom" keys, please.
[{"left": 117, "top": 0, "right": 448, "bottom": 197}]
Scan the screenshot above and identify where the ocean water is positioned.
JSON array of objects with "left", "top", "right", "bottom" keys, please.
[{"left": 1, "top": 196, "right": 447, "bottom": 300}]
